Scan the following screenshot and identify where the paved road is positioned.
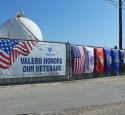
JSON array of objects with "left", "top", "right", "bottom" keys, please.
[{"left": 1, "top": 76, "right": 125, "bottom": 115}]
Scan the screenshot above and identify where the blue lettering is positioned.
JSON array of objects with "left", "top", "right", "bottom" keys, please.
[
  {"left": 44, "top": 58, "right": 63, "bottom": 64},
  {"left": 23, "top": 66, "right": 34, "bottom": 72},
  {"left": 35, "top": 65, "right": 62, "bottom": 72},
  {"left": 21, "top": 58, "right": 27, "bottom": 64},
  {"left": 21, "top": 58, "right": 42, "bottom": 64}
]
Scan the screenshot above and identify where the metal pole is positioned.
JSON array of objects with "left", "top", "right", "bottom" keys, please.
[{"left": 119, "top": 0, "right": 122, "bottom": 49}]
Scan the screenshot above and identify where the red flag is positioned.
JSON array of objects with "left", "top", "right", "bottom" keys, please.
[{"left": 94, "top": 48, "right": 104, "bottom": 74}]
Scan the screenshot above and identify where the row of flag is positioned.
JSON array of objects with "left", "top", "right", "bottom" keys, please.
[
  {"left": 1, "top": 38, "right": 125, "bottom": 76},
  {"left": 71, "top": 46, "right": 125, "bottom": 75}
]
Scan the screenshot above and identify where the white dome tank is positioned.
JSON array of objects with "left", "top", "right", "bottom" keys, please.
[{"left": 0, "top": 13, "right": 43, "bottom": 41}]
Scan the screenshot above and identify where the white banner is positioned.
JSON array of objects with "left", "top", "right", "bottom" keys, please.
[
  {"left": 0, "top": 40, "right": 66, "bottom": 78},
  {"left": 84, "top": 46, "right": 94, "bottom": 73}
]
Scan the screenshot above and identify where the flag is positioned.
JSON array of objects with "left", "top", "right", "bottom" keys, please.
[
  {"left": 111, "top": 49, "right": 119, "bottom": 75},
  {"left": 71, "top": 46, "right": 85, "bottom": 75},
  {"left": 94, "top": 48, "right": 104, "bottom": 74},
  {"left": 84, "top": 46, "right": 94, "bottom": 73},
  {"left": 104, "top": 48, "right": 112, "bottom": 73},
  {"left": 119, "top": 50, "right": 125, "bottom": 72},
  {"left": 0, "top": 39, "right": 36, "bottom": 69}
]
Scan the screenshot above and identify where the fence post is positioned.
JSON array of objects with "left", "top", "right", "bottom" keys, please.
[{"left": 66, "top": 42, "right": 72, "bottom": 80}]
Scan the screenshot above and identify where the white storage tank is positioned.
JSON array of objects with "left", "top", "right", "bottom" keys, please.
[{"left": 0, "top": 12, "right": 43, "bottom": 41}]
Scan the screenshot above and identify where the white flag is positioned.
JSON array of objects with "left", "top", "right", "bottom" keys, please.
[{"left": 84, "top": 46, "right": 94, "bottom": 73}]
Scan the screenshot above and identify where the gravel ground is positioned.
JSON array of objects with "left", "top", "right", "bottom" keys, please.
[
  {"left": 43, "top": 102, "right": 125, "bottom": 115},
  {"left": 17, "top": 102, "right": 125, "bottom": 115}
]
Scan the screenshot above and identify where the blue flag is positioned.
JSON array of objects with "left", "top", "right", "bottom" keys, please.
[
  {"left": 111, "top": 49, "right": 119, "bottom": 75},
  {"left": 104, "top": 48, "right": 112, "bottom": 73},
  {"left": 119, "top": 50, "right": 125, "bottom": 72}
]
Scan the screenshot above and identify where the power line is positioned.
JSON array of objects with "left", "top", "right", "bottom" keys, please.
[
  {"left": 103, "top": 0, "right": 123, "bottom": 49},
  {"left": 104, "top": 0, "right": 119, "bottom": 7},
  {"left": 104, "top": 0, "right": 125, "bottom": 8},
  {"left": 104, "top": 0, "right": 125, "bottom": 10},
  {"left": 108, "top": 0, "right": 119, "bottom": 4},
  {"left": 107, "top": 0, "right": 125, "bottom": 6}
]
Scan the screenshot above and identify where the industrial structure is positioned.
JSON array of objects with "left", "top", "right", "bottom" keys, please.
[{"left": 0, "top": 12, "right": 43, "bottom": 41}]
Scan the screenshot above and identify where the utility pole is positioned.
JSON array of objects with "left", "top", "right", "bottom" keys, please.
[{"left": 119, "top": 0, "right": 122, "bottom": 49}]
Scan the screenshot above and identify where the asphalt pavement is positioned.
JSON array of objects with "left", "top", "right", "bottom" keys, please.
[{"left": 1, "top": 76, "right": 125, "bottom": 115}]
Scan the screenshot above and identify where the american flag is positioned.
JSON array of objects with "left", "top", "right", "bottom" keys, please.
[
  {"left": 72, "top": 46, "right": 85, "bottom": 75},
  {"left": 0, "top": 39, "right": 36, "bottom": 69}
]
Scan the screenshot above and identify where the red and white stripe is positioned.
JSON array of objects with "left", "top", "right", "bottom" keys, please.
[
  {"left": 0, "top": 50, "right": 11, "bottom": 69},
  {"left": 11, "top": 41, "right": 36, "bottom": 63},
  {"left": 0, "top": 41, "right": 36, "bottom": 69},
  {"left": 73, "top": 47, "right": 85, "bottom": 75}
]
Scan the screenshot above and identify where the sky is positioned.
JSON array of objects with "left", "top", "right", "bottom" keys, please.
[{"left": 0, "top": 0, "right": 124, "bottom": 48}]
